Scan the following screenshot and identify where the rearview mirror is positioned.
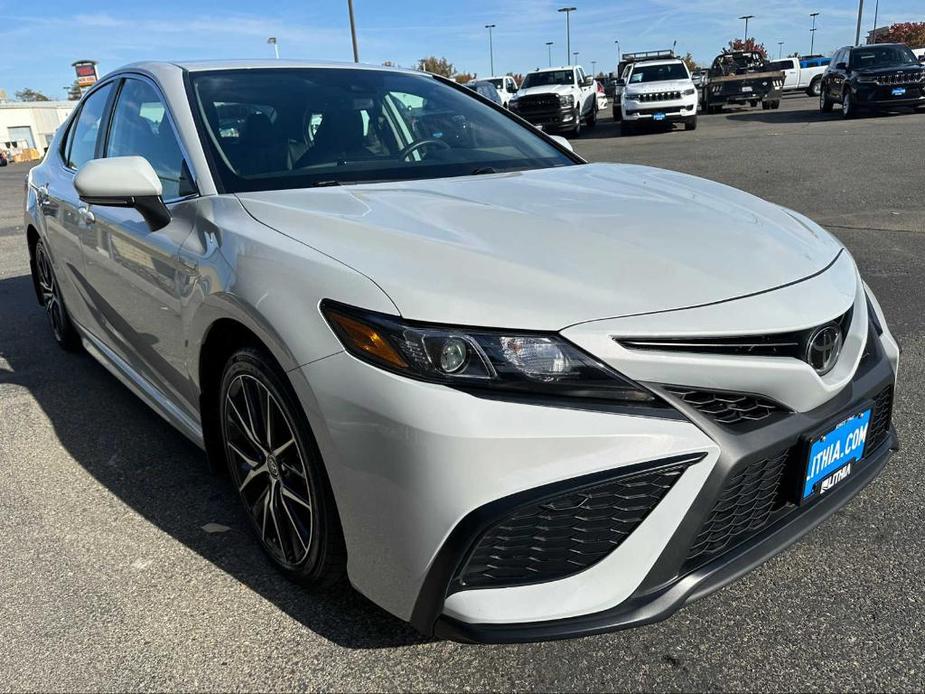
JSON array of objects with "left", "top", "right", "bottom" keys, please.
[
  {"left": 549, "top": 135, "right": 573, "bottom": 152},
  {"left": 74, "top": 156, "right": 171, "bottom": 231}
]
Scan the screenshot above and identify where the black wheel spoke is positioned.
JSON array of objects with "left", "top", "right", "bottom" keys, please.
[{"left": 224, "top": 373, "right": 313, "bottom": 566}]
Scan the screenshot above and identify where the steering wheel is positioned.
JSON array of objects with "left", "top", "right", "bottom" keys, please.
[{"left": 398, "top": 138, "right": 451, "bottom": 161}]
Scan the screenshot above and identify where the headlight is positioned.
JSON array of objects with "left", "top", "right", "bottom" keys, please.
[
  {"left": 321, "top": 302, "right": 657, "bottom": 404},
  {"left": 682, "top": 88, "right": 696, "bottom": 95},
  {"left": 559, "top": 94, "right": 574, "bottom": 107}
]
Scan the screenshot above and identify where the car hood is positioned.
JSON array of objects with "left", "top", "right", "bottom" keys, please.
[
  {"left": 236, "top": 163, "right": 842, "bottom": 330},
  {"left": 515, "top": 84, "right": 574, "bottom": 98}
]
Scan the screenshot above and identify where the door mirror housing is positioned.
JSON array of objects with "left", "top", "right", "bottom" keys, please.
[
  {"left": 615, "top": 78, "right": 626, "bottom": 87},
  {"left": 74, "top": 156, "right": 171, "bottom": 231},
  {"left": 835, "top": 62, "right": 848, "bottom": 71},
  {"left": 583, "top": 76, "right": 594, "bottom": 87},
  {"left": 549, "top": 135, "right": 573, "bottom": 152}
]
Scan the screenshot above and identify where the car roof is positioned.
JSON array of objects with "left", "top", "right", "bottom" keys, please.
[{"left": 112, "top": 59, "right": 426, "bottom": 79}]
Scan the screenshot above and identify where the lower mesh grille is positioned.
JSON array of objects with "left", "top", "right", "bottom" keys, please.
[
  {"left": 456, "top": 461, "right": 695, "bottom": 589},
  {"left": 685, "top": 385, "right": 895, "bottom": 570},
  {"left": 685, "top": 450, "right": 790, "bottom": 565}
]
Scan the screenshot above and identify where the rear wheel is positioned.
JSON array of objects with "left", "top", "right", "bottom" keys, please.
[
  {"left": 761, "top": 100, "right": 771, "bottom": 110},
  {"left": 33, "top": 240, "right": 81, "bottom": 351},
  {"left": 220, "top": 347, "right": 346, "bottom": 588},
  {"left": 807, "top": 77, "right": 822, "bottom": 97}
]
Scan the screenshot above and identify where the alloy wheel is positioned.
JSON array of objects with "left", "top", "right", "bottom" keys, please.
[
  {"left": 35, "top": 243, "right": 66, "bottom": 342},
  {"left": 223, "top": 373, "right": 314, "bottom": 567}
]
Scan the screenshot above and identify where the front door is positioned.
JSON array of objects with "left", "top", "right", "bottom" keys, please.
[{"left": 78, "top": 76, "right": 198, "bottom": 412}]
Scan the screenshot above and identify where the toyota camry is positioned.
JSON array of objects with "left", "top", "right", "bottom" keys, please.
[{"left": 23, "top": 60, "right": 899, "bottom": 643}]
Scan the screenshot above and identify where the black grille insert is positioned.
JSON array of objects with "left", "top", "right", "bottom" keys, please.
[
  {"left": 456, "top": 461, "right": 695, "bottom": 589},
  {"left": 667, "top": 387, "right": 787, "bottom": 426},
  {"left": 685, "top": 385, "right": 894, "bottom": 570}
]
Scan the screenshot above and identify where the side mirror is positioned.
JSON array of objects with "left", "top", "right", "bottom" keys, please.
[
  {"left": 583, "top": 76, "right": 594, "bottom": 87},
  {"left": 615, "top": 78, "right": 626, "bottom": 87},
  {"left": 919, "top": 55, "right": 925, "bottom": 63},
  {"left": 549, "top": 135, "right": 573, "bottom": 152},
  {"left": 74, "top": 156, "right": 171, "bottom": 231},
  {"left": 835, "top": 62, "right": 848, "bottom": 71}
]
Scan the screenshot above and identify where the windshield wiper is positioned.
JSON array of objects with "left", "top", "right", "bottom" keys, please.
[
  {"left": 471, "top": 166, "right": 498, "bottom": 175},
  {"left": 309, "top": 179, "right": 343, "bottom": 187}
]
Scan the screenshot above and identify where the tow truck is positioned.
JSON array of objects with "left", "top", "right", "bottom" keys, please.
[{"left": 702, "top": 50, "right": 784, "bottom": 113}]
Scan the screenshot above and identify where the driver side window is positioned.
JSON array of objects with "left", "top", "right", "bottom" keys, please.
[{"left": 106, "top": 79, "right": 195, "bottom": 200}]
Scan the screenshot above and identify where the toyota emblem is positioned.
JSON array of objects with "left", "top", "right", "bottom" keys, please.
[{"left": 805, "top": 324, "right": 843, "bottom": 376}]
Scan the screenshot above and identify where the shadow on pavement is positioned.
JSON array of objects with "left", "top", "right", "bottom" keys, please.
[{"left": 0, "top": 272, "right": 429, "bottom": 650}]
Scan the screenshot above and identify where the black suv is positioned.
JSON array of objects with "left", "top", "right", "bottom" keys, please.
[{"left": 820, "top": 43, "right": 925, "bottom": 118}]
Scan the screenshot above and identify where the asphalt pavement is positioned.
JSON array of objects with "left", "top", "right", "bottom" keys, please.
[{"left": 1, "top": 94, "right": 923, "bottom": 691}]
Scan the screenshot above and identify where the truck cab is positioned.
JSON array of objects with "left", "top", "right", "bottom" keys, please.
[
  {"left": 509, "top": 66, "right": 598, "bottom": 136},
  {"left": 766, "top": 57, "right": 828, "bottom": 96}
]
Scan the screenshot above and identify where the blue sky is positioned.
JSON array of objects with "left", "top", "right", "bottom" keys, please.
[{"left": 1, "top": 0, "right": 921, "bottom": 99}]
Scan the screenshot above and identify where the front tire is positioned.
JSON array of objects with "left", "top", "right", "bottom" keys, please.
[
  {"left": 684, "top": 115, "right": 697, "bottom": 131},
  {"left": 33, "top": 240, "right": 81, "bottom": 351},
  {"left": 220, "top": 347, "right": 346, "bottom": 588},
  {"left": 570, "top": 107, "right": 582, "bottom": 137},
  {"left": 586, "top": 102, "right": 598, "bottom": 128},
  {"left": 807, "top": 77, "right": 822, "bottom": 97},
  {"left": 820, "top": 86, "right": 833, "bottom": 112},
  {"left": 842, "top": 90, "right": 857, "bottom": 119}
]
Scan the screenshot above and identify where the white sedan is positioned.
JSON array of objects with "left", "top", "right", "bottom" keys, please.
[{"left": 23, "top": 59, "right": 899, "bottom": 643}]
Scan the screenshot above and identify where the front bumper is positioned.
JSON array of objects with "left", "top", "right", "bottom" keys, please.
[
  {"left": 623, "top": 98, "right": 697, "bottom": 122},
  {"left": 510, "top": 102, "right": 577, "bottom": 130},
  {"left": 853, "top": 82, "right": 925, "bottom": 108},
  {"left": 295, "top": 295, "right": 899, "bottom": 643}
]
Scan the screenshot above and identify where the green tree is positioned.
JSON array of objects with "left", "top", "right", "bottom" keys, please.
[
  {"left": 680, "top": 52, "right": 698, "bottom": 73},
  {"left": 417, "top": 56, "right": 455, "bottom": 78},
  {"left": 16, "top": 88, "right": 50, "bottom": 102},
  {"left": 66, "top": 80, "right": 82, "bottom": 101},
  {"left": 873, "top": 22, "right": 925, "bottom": 49}
]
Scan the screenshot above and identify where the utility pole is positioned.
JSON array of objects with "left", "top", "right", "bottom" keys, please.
[
  {"left": 485, "top": 24, "right": 496, "bottom": 75},
  {"left": 810, "top": 12, "right": 820, "bottom": 55},
  {"left": 739, "top": 15, "right": 754, "bottom": 43},
  {"left": 546, "top": 41, "right": 554, "bottom": 67},
  {"left": 871, "top": 0, "right": 880, "bottom": 41},
  {"left": 558, "top": 7, "right": 577, "bottom": 65},
  {"left": 347, "top": 0, "right": 359, "bottom": 62},
  {"left": 854, "top": 0, "right": 864, "bottom": 46},
  {"left": 267, "top": 37, "right": 279, "bottom": 60}
]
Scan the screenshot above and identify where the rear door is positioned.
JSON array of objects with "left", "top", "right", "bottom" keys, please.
[
  {"left": 79, "top": 76, "right": 200, "bottom": 408},
  {"left": 37, "top": 81, "right": 117, "bottom": 332}
]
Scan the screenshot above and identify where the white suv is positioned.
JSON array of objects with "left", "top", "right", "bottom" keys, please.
[{"left": 619, "top": 58, "right": 698, "bottom": 134}]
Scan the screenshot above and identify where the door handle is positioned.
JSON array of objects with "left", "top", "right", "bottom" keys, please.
[{"left": 78, "top": 206, "right": 96, "bottom": 225}]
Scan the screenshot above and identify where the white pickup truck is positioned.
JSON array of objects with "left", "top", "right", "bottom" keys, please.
[
  {"left": 766, "top": 57, "right": 828, "bottom": 96},
  {"left": 509, "top": 66, "right": 598, "bottom": 136}
]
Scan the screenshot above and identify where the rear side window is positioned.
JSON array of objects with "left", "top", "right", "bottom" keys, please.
[
  {"left": 106, "top": 78, "right": 195, "bottom": 200},
  {"left": 65, "top": 82, "right": 115, "bottom": 169}
]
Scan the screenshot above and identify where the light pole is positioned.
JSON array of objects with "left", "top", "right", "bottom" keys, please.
[
  {"left": 267, "top": 36, "right": 279, "bottom": 60},
  {"left": 485, "top": 24, "right": 496, "bottom": 75},
  {"left": 546, "top": 41, "right": 554, "bottom": 67},
  {"left": 591, "top": 60, "right": 596, "bottom": 75},
  {"left": 614, "top": 39, "right": 620, "bottom": 66},
  {"left": 854, "top": 0, "right": 864, "bottom": 46},
  {"left": 558, "top": 7, "right": 577, "bottom": 64},
  {"left": 810, "top": 12, "right": 820, "bottom": 55},
  {"left": 871, "top": 0, "right": 879, "bottom": 40},
  {"left": 739, "top": 15, "right": 754, "bottom": 43},
  {"left": 573, "top": 51, "right": 579, "bottom": 66},
  {"left": 347, "top": 0, "right": 359, "bottom": 62},
  {"left": 778, "top": 41, "right": 784, "bottom": 58}
]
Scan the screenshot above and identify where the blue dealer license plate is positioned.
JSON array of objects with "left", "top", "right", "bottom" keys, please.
[
  {"left": 802, "top": 409, "right": 871, "bottom": 500},
  {"left": 653, "top": 112, "right": 666, "bottom": 121},
  {"left": 892, "top": 87, "right": 906, "bottom": 96}
]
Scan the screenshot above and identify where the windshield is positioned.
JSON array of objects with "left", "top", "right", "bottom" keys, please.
[
  {"left": 520, "top": 70, "right": 575, "bottom": 88},
  {"left": 190, "top": 68, "right": 574, "bottom": 192},
  {"left": 629, "top": 63, "right": 689, "bottom": 83},
  {"left": 849, "top": 45, "right": 917, "bottom": 69}
]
